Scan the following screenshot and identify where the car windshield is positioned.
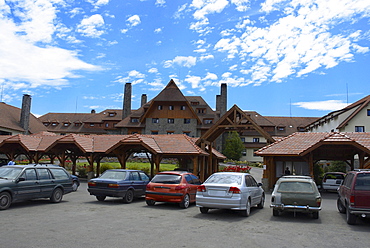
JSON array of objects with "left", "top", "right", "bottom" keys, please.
[
  {"left": 0, "top": 167, "right": 23, "bottom": 180},
  {"left": 151, "top": 174, "right": 181, "bottom": 184},
  {"left": 354, "top": 173, "right": 370, "bottom": 191},
  {"left": 100, "top": 171, "right": 127, "bottom": 180},
  {"left": 205, "top": 174, "right": 242, "bottom": 185},
  {"left": 277, "top": 181, "right": 314, "bottom": 193}
]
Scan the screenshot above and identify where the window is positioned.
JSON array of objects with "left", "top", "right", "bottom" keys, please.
[
  {"left": 167, "top": 131, "right": 174, "bottom": 135},
  {"left": 191, "top": 101, "right": 199, "bottom": 106},
  {"left": 368, "top": 109, "right": 370, "bottom": 116},
  {"left": 131, "top": 118, "right": 139, "bottom": 123},
  {"left": 253, "top": 138, "right": 260, "bottom": 143},
  {"left": 105, "top": 123, "right": 109, "bottom": 128},
  {"left": 90, "top": 123, "right": 94, "bottom": 127},
  {"left": 184, "top": 118, "right": 191, "bottom": 124},
  {"left": 241, "top": 137, "right": 245, "bottom": 142},
  {"left": 180, "top": 105, "right": 186, "bottom": 110},
  {"left": 152, "top": 118, "right": 159, "bottom": 123},
  {"left": 37, "top": 168, "right": 52, "bottom": 180},
  {"left": 108, "top": 112, "right": 116, "bottom": 117},
  {"left": 278, "top": 126, "right": 285, "bottom": 131},
  {"left": 355, "top": 126, "right": 365, "bottom": 132},
  {"left": 50, "top": 169, "right": 69, "bottom": 180},
  {"left": 151, "top": 131, "right": 158, "bottom": 135},
  {"left": 139, "top": 172, "right": 150, "bottom": 180},
  {"left": 51, "top": 122, "right": 58, "bottom": 126},
  {"left": 197, "top": 108, "right": 205, "bottom": 114},
  {"left": 204, "top": 119, "right": 213, "bottom": 124},
  {"left": 43, "top": 122, "right": 50, "bottom": 126},
  {"left": 253, "top": 149, "right": 259, "bottom": 157},
  {"left": 183, "top": 132, "right": 190, "bottom": 136},
  {"left": 158, "top": 105, "right": 163, "bottom": 110},
  {"left": 242, "top": 149, "right": 246, "bottom": 156},
  {"left": 169, "top": 105, "right": 174, "bottom": 110},
  {"left": 74, "top": 123, "right": 81, "bottom": 127},
  {"left": 168, "top": 118, "right": 174, "bottom": 124},
  {"left": 21, "top": 169, "right": 37, "bottom": 180}
]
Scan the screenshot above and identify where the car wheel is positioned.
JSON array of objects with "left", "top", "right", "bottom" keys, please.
[
  {"left": 241, "top": 199, "right": 251, "bottom": 217},
  {"left": 0, "top": 192, "right": 12, "bottom": 210},
  {"left": 200, "top": 207, "right": 209, "bottom": 214},
  {"left": 180, "top": 194, "right": 190, "bottom": 209},
  {"left": 312, "top": 212, "right": 319, "bottom": 219},
  {"left": 72, "top": 181, "right": 79, "bottom": 192},
  {"left": 96, "top": 196, "right": 106, "bottom": 202},
  {"left": 123, "top": 189, "right": 134, "bottom": 203},
  {"left": 50, "top": 188, "right": 63, "bottom": 203},
  {"left": 346, "top": 204, "right": 357, "bottom": 225},
  {"left": 272, "top": 209, "right": 280, "bottom": 216},
  {"left": 337, "top": 198, "right": 346, "bottom": 214},
  {"left": 257, "top": 194, "right": 265, "bottom": 209},
  {"left": 146, "top": 199, "right": 155, "bottom": 206}
]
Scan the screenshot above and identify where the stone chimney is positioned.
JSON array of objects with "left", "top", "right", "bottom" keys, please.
[
  {"left": 20, "top": 94, "right": 31, "bottom": 135},
  {"left": 216, "top": 83, "right": 227, "bottom": 116},
  {"left": 141, "top": 94, "right": 147, "bottom": 107},
  {"left": 122, "top": 83, "right": 132, "bottom": 119}
]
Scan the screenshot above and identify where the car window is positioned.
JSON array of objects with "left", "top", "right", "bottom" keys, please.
[
  {"left": 21, "top": 169, "right": 37, "bottom": 180},
  {"left": 190, "top": 174, "right": 201, "bottom": 185},
  {"left": 0, "top": 167, "right": 22, "bottom": 180},
  {"left": 151, "top": 174, "right": 181, "bottom": 184},
  {"left": 205, "top": 174, "right": 242, "bottom": 185},
  {"left": 50, "top": 168, "right": 69, "bottom": 180},
  {"left": 139, "top": 172, "right": 149, "bottom": 181},
  {"left": 343, "top": 173, "right": 354, "bottom": 188},
  {"left": 100, "top": 171, "right": 127, "bottom": 180},
  {"left": 131, "top": 172, "right": 140, "bottom": 180},
  {"left": 246, "top": 175, "right": 257, "bottom": 187},
  {"left": 354, "top": 173, "right": 370, "bottom": 191},
  {"left": 277, "top": 181, "right": 314, "bottom": 193},
  {"left": 37, "top": 168, "right": 52, "bottom": 180},
  {"left": 185, "top": 174, "right": 192, "bottom": 183}
]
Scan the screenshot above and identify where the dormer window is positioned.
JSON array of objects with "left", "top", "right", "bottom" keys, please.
[
  {"left": 131, "top": 118, "right": 139, "bottom": 123},
  {"left": 197, "top": 108, "right": 206, "bottom": 114},
  {"left": 51, "top": 122, "right": 58, "bottom": 126},
  {"left": 204, "top": 119, "right": 213, "bottom": 124},
  {"left": 278, "top": 126, "right": 285, "bottom": 131},
  {"left": 191, "top": 101, "right": 199, "bottom": 106},
  {"left": 75, "top": 123, "right": 82, "bottom": 127},
  {"left": 43, "top": 122, "right": 50, "bottom": 126},
  {"left": 63, "top": 122, "right": 70, "bottom": 127},
  {"left": 108, "top": 112, "right": 116, "bottom": 117}
]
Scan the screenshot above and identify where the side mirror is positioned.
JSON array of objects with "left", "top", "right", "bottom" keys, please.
[
  {"left": 258, "top": 182, "right": 263, "bottom": 187},
  {"left": 16, "top": 177, "right": 26, "bottom": 183}
]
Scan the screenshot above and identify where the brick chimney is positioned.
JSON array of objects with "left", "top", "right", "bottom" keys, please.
[
  {"left": 141, "top": 94, "right": 147, "bottom": 107},
  {"left": 122, "top": 83, "right": 132, "bottom": 119},
  {"left": 216, "top": 83, "right": 227, "bottom": 116},
  {"left": 20, "top": 94, "right": 31, "bottom": 135}
]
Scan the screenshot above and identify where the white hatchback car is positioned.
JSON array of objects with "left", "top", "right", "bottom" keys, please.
[
  {"left": 196, "top": 172, "right": 265, "bottom": 217},
  {"left": 322, "top": 172, "right": 345, "bottom": 191}
]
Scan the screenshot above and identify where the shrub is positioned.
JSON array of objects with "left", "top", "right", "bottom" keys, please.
[
  {"left": 100, "top": 163, "right": 114, "bottom": 174},
  {"left": 220, "top": 165, "right": 251, "bottom": 173}
]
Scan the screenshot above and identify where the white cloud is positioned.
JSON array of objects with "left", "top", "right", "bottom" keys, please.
[
  {"left": 77, "top": 14, "right": 105, "bottom": 38},
  {"left": 127, "top": 15, "right": 141, "bottom": 27},
  {"left": 191, "top": 0, "right": 229, "bottom": 20},
  {"left": 155, "top": 0, "right": 166, "bottom": 6},
  {"left": 164, "top": 56, "right": 197, "bottom": 68},
  {"left": 154, "top": 27, "right": 162, "bottom": 33},
  {"left": 293, "top": 100, "right": 349, "bottom": 111},
  {"left": 115, "top": 70, "right": 146, "bottom": 85}
]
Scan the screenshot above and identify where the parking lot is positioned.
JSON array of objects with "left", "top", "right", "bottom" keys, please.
[{"left": 1, "top": 171, "right": 370, "bottom": 248}]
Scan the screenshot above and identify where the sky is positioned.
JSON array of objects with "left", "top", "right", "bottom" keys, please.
[{"left": 0, "top": 0, "right": 369, "bottom": 118}]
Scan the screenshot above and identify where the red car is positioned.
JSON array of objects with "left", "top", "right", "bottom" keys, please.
[
  {"left": 145, "top": 171, "right": 201, "bottom": 208},
  {"left": 337, "top": 169, "right": 370, "bottom": 225}
]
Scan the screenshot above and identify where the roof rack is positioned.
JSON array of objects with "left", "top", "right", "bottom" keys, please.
[{"left": 354, "top": 169, "right": 370, "bottom": 171}]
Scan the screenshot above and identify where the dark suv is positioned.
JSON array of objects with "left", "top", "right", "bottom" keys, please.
[
  {"left": 337, "top": 169, "right": 370, "bottom": 225},
  {"left": 0, "top": 164, "right": 73, "bottom": 210}
]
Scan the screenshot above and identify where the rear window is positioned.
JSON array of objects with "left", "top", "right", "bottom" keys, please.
[
  {"left": 278, "top": 181, "right": 314, "bottom": 193},
  {"left": 324, "top": 173, "right": 345, "bottom": 180},
  {"left": 50, "top": 168, "right": 70, "bottom": 180},
  {"left": 151, "top": 174, "right": 181, "bottom": 184},
  {"left": 100, "top": 171, "right": 127, "bottom": 180},
  {"left": 205, "top": 174, "right": 242, "bottom": 185},
  {"left": 354, "top": 173, "right": 370, "bottom": 191}
]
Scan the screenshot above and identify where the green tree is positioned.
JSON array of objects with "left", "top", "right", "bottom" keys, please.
[{"left": 222, "top": 131, "right": 245, "bottom": 161}]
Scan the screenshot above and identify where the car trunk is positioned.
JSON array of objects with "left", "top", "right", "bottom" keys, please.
[
  {"left": 202, "top": 185, "right": 235, "bottom": 198},
  {"left": 281, "top": 193, "right": 318, "bottom": 206},
  {"left": 354, "top": 190, "right": 370, "bottom": 209}
]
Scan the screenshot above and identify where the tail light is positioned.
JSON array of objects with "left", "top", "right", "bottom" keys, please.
[
  {"left": 316, "top": 197, "right": 322, "bottom": 207},
  {"left": 175, "top": 185, "right": 187, "bottom": 190},
  {"left": 323, "top": 179, "right": 326, "bottom": 183},
  {"left": 88, "top": 182, "right": 96, "bottom": 187},
  {"left": 350, "top": 195, "right": 355, "bottom": 206},
  {"left": 197, "top": 185, "right": 206, "bottom": 192},
  {"left": 228, "top": 187, "right": 241, "bottom": 194},
  {"left": 108, "top": 184, "right": 119, "bottom": 188}
]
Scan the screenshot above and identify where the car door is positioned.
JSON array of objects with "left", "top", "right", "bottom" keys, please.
[
  {"left": 15, "top": 168, "right": 41, "bottom": 200},
  {"left": 245, "top": 175, "right": 260, "bottom": 206},
  {"left": 36, "top": 168, "right": 55, "bottom": 198},
  {"left": 130, "top": 171, "right": 146, "bottom": 196},
  {"left": 188, "top": 174, "right": 202, "bottom": 201},
  {"left": 138, "top": 172, "right": 150, "bottom": 194}
]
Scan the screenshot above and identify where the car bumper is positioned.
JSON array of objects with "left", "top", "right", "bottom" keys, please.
[
  {"left": 270, "top": 204, "right": 321, "bottom": 212},
  {"left": 348, "top": 207, "right": 370, "bottom": 216},
  {"left": 88, "top": 188, "right": 126, "bottom": 197},
  {"left": 145, "top": 191, "right": 184, "bottom": 203},
  {"left": 196, "top": 195, "right": 245, "bottom": 210},
  {"left": 322, "top": 184, "right": 340, "bottom": 190}
]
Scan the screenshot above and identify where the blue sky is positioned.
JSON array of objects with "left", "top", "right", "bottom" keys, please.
[{"left": 0, "top": 0, "right": 369, "bottom": 118}]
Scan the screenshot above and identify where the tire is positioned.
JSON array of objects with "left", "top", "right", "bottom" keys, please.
[
  {"left": 179, "top": 194, "right": 190, "bottom": 209},
  {"left": 241, "top": 199, "right": 251, "bottom": 217},
  {"left": 200, "top": 207, "right": 209, "bottom": 214},
  {"left": 0, "top": 192, "right": 12, "bottom": 210},
  {"left": 50, "top": 188, "right": 63, "bottom": 203},
  {"left": 96, "top": 195, "right": 106, "bottom": 202},
  {"left": 123, "top": 190, "right": 134, "bottom": 203},
  {"left": 146, "top": 199, "right": 155, "bottom": 206},
  {"left": 346, "top": 204, "right": 357, "bottom": 225},
  {"left": 257, "top": 194, "right": 265, "bottom": 209},
  {"left": 273, "top": 209, "right": 280, "bottom": 216},
  {"left": 312, "top": 212, "right": 319, "bottom": 219},
  {"left": 72, "top": 181, "right": 79, "bottom": 192},
  {"left": 337, "top": 198, "right": 346, "bottom": 214}
]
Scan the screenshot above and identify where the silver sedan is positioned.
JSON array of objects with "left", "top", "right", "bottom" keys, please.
[{"left": 196, "top": 172, "right": 265, "bottom": 216}]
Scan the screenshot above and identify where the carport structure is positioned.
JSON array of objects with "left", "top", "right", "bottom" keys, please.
[
  {"left": 0, "top": 133, "right": 225, "bottom": 179},
  {"left": 255, "top": 132, "right": 370, "bottom": 189}
]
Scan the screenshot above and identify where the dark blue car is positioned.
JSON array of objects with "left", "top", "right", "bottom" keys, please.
[{"left": 87, "top": 169, "right": 150, "bottom": 203}]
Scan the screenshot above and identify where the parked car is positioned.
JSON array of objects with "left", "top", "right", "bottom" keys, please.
[
  {"left": 71, "top": 175, "right": 80, "bottom": 191},
  {"left": 87, "top": 169, "right": 150, "bottom": 203},
  {"left": 322, "top": 172, "right": 345, "bottom": 192},
  {"left": 270, "top": 175, "right": 321, "bottom": 219},
  {"left": 145, "top": 171, "right": 201, "bottom": 208},
  {"left": 337, "top": 169, "right": 370, "bottom": 225},
  {"left": 0, "top": 164, "right": 73, "bottom": 210},
  {"left": 196, "top": 172, "right": 265, "bottom": 216}
]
